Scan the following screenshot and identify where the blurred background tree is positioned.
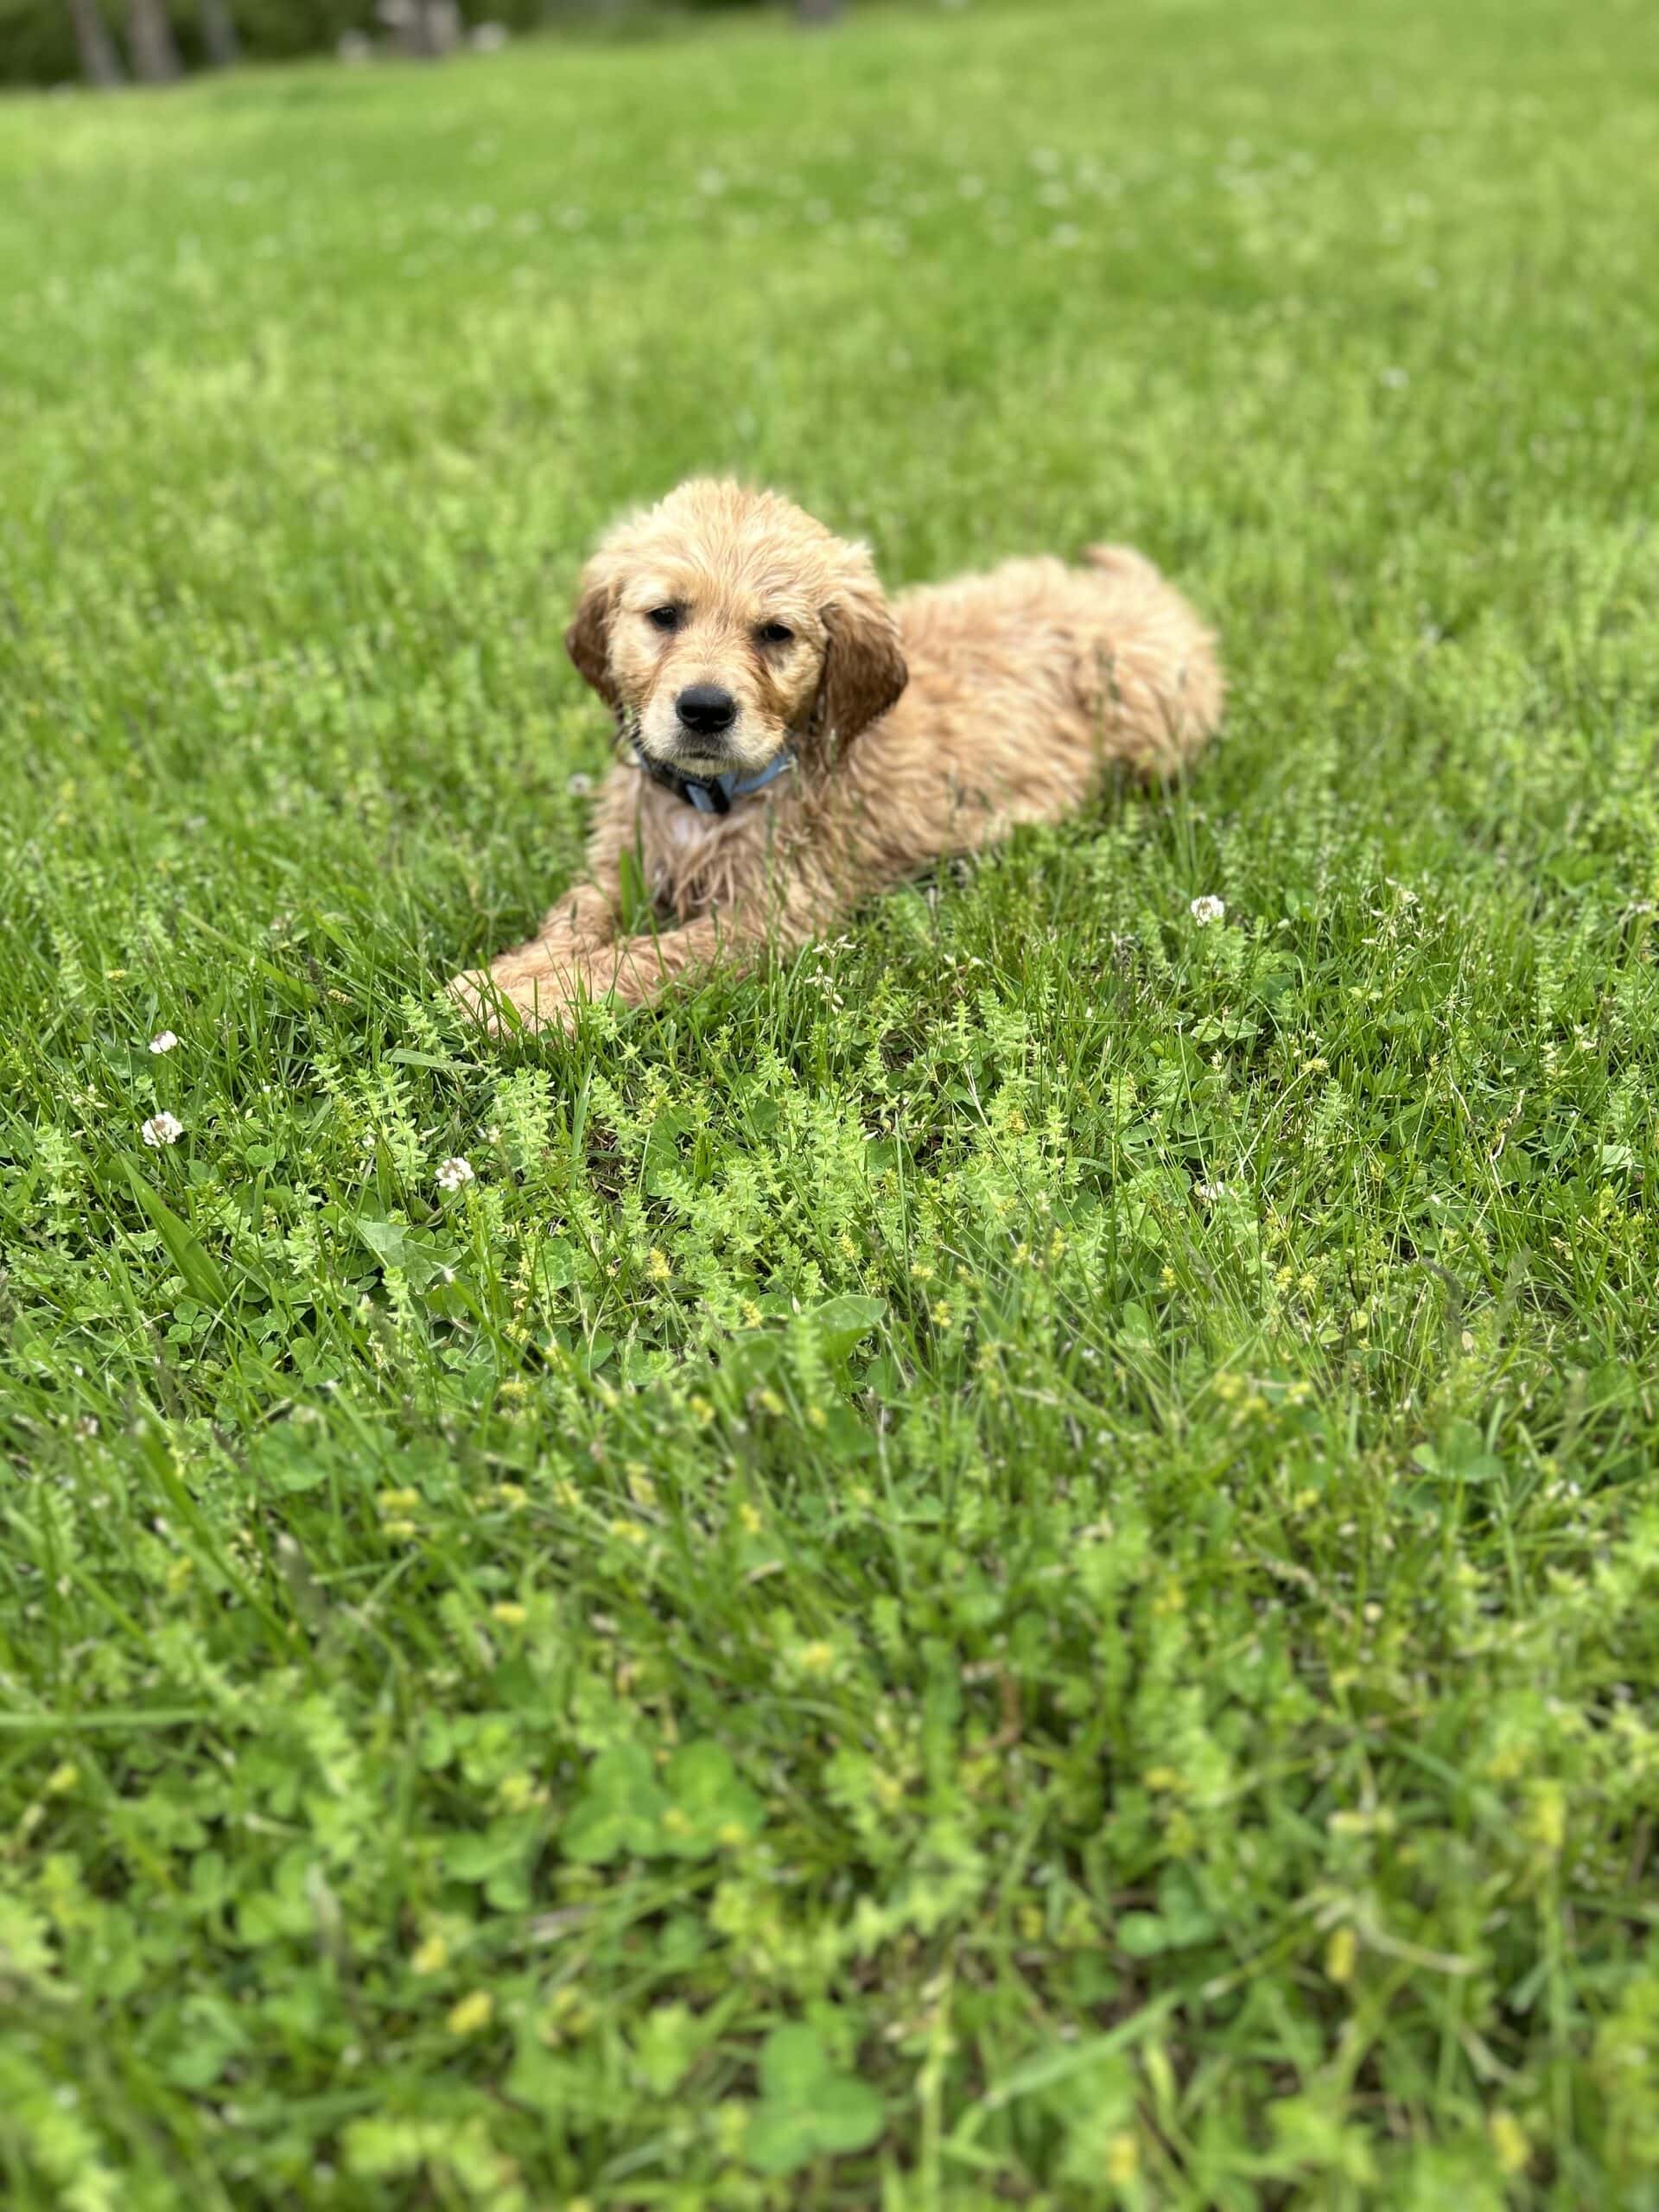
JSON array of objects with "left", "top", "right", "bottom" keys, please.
[
  {"left": 65, "top": 0, "right": 123, "bottom": 79},
  {"left": 4, "top": 0, "right": 853, "bottom": 86},
  {"left": 199, "top": 0, "right": 238, "bottom": 63},
  {"left": 378, "top": 0, "right": 461, "bottom": 54},
  {"left": 125, "top": 0, "right": 181, "bottom": 78}
]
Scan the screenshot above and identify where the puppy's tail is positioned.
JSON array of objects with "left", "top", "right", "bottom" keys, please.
[
  {"left": 1084, "top": 542, "right": 1164, "bottom": 585},
  {"left": 1077, "top": 542, "right": 1225, "bottom": 769}
]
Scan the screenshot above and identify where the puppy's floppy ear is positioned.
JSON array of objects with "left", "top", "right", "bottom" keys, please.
[
  {"left": 816, "top": 554, "right": 907, "bottom": 744},
  {"left": 564, "top": 555, "right": 620, "bottom": 707}
]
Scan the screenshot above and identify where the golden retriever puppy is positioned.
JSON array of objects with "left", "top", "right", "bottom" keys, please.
[{"left": 450, "top": 480, "right": 1222, "bottom": 1033}]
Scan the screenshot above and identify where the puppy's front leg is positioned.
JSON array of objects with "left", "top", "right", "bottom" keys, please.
[
  {"left": 448, "top": 880, "right": 619, "bottom": 1033},
  {"left": 539, "top": 898, "right": 826, "bottom": 1030},
  {"left": 620, "top": 911, "right": 760, "bottom": 1001}
]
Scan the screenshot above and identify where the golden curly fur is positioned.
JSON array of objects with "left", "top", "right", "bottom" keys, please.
[{"left": 450, "top": 480, "right": 1223, "bottom": 1033}]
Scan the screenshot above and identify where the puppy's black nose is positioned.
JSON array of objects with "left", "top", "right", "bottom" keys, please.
[{"left": 676, "top": 684, "right": 737, "bottom": 738}]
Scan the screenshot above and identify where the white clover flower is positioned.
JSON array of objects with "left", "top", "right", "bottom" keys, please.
[
  {"left": 1190, "top": 895, "right": 1226, "bottom": 926},
  {"left": 149, "top": 1031, "right": 179, "bottom": 1055},
  {"left": 566, "top": 772, "right": 593, "bottom": 798},
  {"left": 142, "top": 1112, "right": 184, "bottom": 1147},
  {"left": 1195, "top": 1179, "right": 1227, "bottom": 1205},
  {"left": 436, "top": 1156, "right": 475, "bottom": 1193}
]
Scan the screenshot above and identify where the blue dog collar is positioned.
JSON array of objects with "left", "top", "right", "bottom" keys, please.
[{"left": 632, "top": 740, "right": 796, "bottom": 817}]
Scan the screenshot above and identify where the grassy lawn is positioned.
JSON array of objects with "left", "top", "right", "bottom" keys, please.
[{"left": 3, "top": 0, "right": 1659, "bottom": 2201}]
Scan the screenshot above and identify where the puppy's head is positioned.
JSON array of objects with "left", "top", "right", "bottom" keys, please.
[{"left": 566, "top": 480, "right": 907, "bottom": 780}]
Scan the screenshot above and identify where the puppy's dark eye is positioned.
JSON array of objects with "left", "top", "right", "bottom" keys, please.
[
  {"left": 646, "top": 606, "right": 682, "bottom": 632},
  {"left": 756, "top": 620, "right": 794, "bottom": 647}
]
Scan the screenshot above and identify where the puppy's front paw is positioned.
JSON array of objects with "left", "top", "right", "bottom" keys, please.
[
  {"left": 448, "top": 963, "right": 586, "bottom": 1039},
  {"left": 448, "top": 967, "right": 505, "bottom": 1036}
]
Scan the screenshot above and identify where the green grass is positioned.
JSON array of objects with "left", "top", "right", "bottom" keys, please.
[{"left": 3, "top": 0, "right": 1659, "bottom": 2202}]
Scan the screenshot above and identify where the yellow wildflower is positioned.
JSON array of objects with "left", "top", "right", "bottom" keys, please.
[{"left": 447, "top": 1990, "right": 494, "bottom": 2037}]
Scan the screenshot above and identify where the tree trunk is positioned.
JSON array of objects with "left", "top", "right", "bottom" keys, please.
[
  {"left": 385, "top": 0, "right": 459, "bottom": 56},
  {"left": 126, "top": 0, "right": 181, "bottom": 79},
  {"left": 796, "top": 0, "right": 845, "bottom": 21},
  {"left": 199, "top": 0, "right": 238, "bottom": 67},
  {"left": 67, "top": 0, "right": 126, "bottom": 85}
]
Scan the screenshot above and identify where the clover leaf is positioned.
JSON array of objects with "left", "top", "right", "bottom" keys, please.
[
  {"left": 632, "top": 2002, "right": 702, "bottom": 2096},
  {"left": 561, "top": 1745, "right": 671, "bottom": 1864},
  {"left": 1116, "top": 1867, "right": 1218, "bottom": 1956},
  {"left": 562, "top": 1740, "right": 765, "bottom": 1865},
  {"left": 805, "top": 1294, "right": 887, "bottom": 1363},
  {"left": 656, "top": 1740, "right": 765, "bottom": 1856},
  {"left": 745, "top": 2022, "right": 883, "bottom": 2176}
]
